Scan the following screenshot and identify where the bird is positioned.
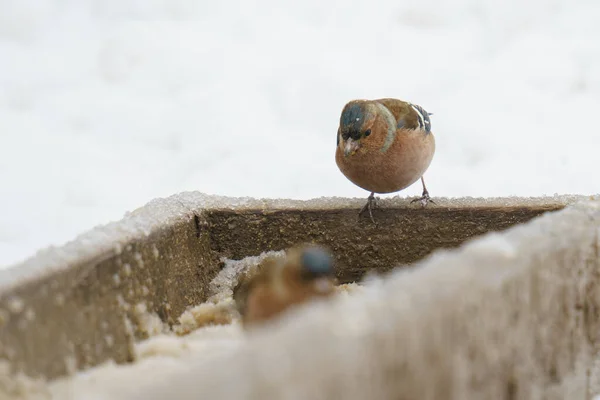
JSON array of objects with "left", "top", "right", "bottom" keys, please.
[
  {"left": 335, "top": 98, "right": 436, "bottom": 223},
  {"left": 233, "top": 245, "right": 336, "bottom": 327}
]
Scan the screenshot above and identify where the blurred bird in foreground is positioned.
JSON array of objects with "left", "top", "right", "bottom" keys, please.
[
  {"left": 335, "top": 98, "right": 436, "bottom": 223},
  {"left": 233, "top": 245, "right": 336, "bottom": 327}
]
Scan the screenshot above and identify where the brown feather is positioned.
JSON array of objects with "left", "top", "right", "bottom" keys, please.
[{"left": 374, "top": 98, "right": 421, "bottom": 130}]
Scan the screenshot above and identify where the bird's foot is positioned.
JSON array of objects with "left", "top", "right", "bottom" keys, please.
[
  {"left": 358, "top": 193, "right": 379, "bottom": 223},
  {"left": 410, "top": 189, "right": 435, "bottom": 208}
]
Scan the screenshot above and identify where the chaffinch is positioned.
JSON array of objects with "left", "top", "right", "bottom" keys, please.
[
  {"left": 335, "top": 98, "right": 436, "bottom": 222},
  {"left": 233, "top": 245, "right": 336, "bottom": 327}
]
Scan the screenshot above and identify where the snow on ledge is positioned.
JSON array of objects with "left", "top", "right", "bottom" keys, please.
[{"left": 0, "top": 192, "right": 594, "bottom": 294}]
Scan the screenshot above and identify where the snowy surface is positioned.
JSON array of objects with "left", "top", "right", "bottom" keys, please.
[
  {"left": 1, "top": 192, "right": 589, "bottom": 293},
  {"left": 46, "top": 324, "right": 243, "bottom": 400},
  {"left": 1, "top": 0, "right": 600, "bottom": 267},
  {"left": 32, "top": 199, "right": 600, "bottom": 400}
]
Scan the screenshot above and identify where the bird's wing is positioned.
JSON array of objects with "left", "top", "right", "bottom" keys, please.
[{"left": 375, "top": 98, "right": 431, "bottom": 133}]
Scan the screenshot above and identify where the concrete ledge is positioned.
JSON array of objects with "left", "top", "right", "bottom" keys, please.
[
  {"left": 137, "top": 198, "right": 600, "bottom": 400},
  {"left": 0, "top": 193, "right": 594, "bottom": 395}
]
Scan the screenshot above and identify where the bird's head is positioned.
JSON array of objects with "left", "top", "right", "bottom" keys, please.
[
  {"left": 298, "top": 245, "right": 334, "bottom": 281},
  {"left": 337, "top": 100, "right": 377, "bottom": 157}
]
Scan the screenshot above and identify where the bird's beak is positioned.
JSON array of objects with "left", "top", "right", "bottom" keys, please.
[{"left": 343, "top": 139, "right": 361, "bottom": 157}]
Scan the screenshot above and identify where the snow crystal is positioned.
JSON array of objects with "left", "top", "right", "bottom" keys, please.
[
  {"left": 208, "top": 250, "right": 285, "bottom": 302},
  {"left": 132, "top": 303, "right": 168, "bottom": 338},
  {"left": 6, "top": 296, "right": 24, "bottom": 314},
  {"left": 133, "top": 252, "right": 144, "bottom": 268},
  {"left": 151, "top": 245, "right": 160, "bottom": 260},
  {"left": 122, "top": 263, "right": 132, "bottom": 277}
]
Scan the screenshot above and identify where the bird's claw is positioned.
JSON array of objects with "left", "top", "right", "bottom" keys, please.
[
  {"left": 358, "top": 193, "right": 379, "bottom": 224},
  {"left": 410, "top": 190, "right": 435, "bottom": 207}
]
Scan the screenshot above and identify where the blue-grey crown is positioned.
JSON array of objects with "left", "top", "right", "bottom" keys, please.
[
  {"left": 340, "top": 103, "right": 366, "bottom": 133},
  {"left": 300, "top": 247, "right": 333, "bottom": 277}
]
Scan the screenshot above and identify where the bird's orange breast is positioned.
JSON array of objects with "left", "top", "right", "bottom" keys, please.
[
  {"left": 242, "top": 268, "right": 335, "bottom": 326},
  {"left": 336, "top": 129, "right": 435, "bottom": 194}
]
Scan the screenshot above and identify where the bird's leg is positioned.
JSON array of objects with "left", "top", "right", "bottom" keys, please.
[
  {"left": 410, "top": 177, "right": 435, "bottom": 207},
  {"left": 358, "top": 192, "right": 378, "bottom": 223}
]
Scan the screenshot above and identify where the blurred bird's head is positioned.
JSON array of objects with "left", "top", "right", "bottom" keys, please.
[
  {"left": 298, "top": 245, "right": 334, "bottom": 281},
  {"left": 337, "top": 100, "right": 376, "bottom": 157}
]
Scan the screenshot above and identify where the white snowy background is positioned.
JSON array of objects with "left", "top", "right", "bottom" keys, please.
[{"left": 1, "top": 0, "right": 599, "bottom": 268}]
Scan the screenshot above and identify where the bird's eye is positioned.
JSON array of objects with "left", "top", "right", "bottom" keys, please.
[
  {"left": 364, "top": 129, "right": 371, "bottom": 137},
  {"left": 342, "top": 132, "right": 350, "bottom": 140}
]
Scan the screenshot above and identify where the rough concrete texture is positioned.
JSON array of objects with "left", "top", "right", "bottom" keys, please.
[
  {"left": 0, "top": 216, "right": 220, "bottom": 381},
  {"left": 205, "top": 205, "right": 561, "bottom": 283},
  {"left": 0, "top": 192, "right": 595, "bottom": 398}
]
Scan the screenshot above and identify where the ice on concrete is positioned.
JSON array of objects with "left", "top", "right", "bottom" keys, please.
[
  {"left": 208, "top": 250, "right": 286, "bottom": 302},
  {"left": 132, "top": 303, "right": 169, "bottom": 338},
  {"left": 173, "top": 299, "right": 238, "bottom": 336}
]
